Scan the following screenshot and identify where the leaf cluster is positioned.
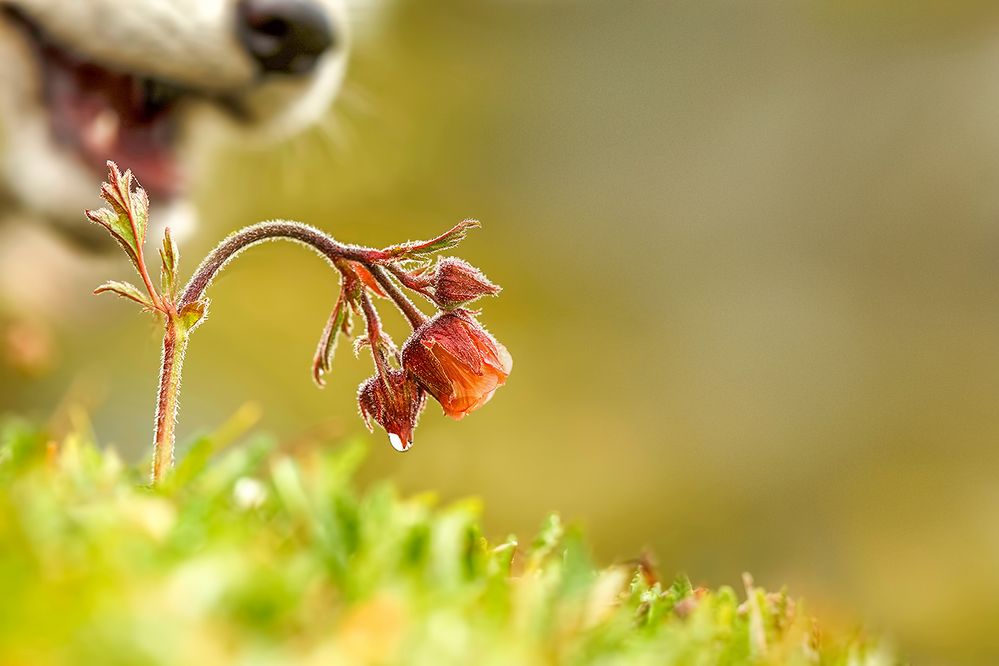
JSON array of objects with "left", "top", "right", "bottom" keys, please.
[{"left": 88, "top": 162, "right": 207, "bottom": 330}]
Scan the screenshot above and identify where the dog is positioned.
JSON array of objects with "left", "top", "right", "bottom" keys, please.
[{"left": 0, "top": 0, "right": 375, "bottom": 326}]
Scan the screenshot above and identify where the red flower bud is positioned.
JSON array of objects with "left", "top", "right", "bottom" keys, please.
[
  {"left": 357, "top": 370, "right": 426, "bottom": 452},
  {"left": 401, "top": 310, "right": 512, "bottom": 420},
  {"left": 431, "top": 257, "right": 500, "bottom": 309}
]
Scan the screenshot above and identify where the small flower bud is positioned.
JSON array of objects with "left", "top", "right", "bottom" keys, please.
[
  {"left": 430, "top": 257, "right": 500, "bottom": 309},
  {"left": 401, "top": 310, "right": 512, "bottom": 420},
  {"left": 357, "top": 370, "right": 426, "bottom": 452}
]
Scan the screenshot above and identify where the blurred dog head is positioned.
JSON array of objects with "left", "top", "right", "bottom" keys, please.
[{"left": 0, "top": 0, "right": 361, "bottom": 243}]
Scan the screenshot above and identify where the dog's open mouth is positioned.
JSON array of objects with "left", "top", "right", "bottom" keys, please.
[
  {"left": 41, "top": 44, "right": 186, "bottom": 199},
  {"left": 6, "top": 8, "right": 197, "bottom": 199}
]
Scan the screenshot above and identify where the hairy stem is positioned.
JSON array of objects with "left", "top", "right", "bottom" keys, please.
[
  {"left": 179, "top": 221, "right": 378, "bottom": 309},
  {"left": 151, "top": 221, "right": 375, "bottom": 483},
  {"left": 370, "top": 265, "right": 428, "bottom": 329},
  {"left": 152, "top": 220, "right": 437, "bottom": 482},
  {"left": 152, "top": 315, "right": 188, "bottom": 483},
  {"left": 360, "top": 292, "right": 391, "bottom": 379}
]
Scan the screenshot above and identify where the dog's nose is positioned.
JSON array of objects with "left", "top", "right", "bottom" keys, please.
[{"left": 236, "top": 0, "right": 335, "bottom": 75}]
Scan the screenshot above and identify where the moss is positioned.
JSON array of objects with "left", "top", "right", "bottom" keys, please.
[{"left": 0, "top": 421, "right": 897, "bottom": 665}]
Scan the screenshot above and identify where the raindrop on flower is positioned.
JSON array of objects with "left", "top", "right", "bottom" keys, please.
[{"left": 388, "top": 432, "right": 412, "bottom": 452}]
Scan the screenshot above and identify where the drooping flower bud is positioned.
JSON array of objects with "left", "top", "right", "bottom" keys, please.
[
  {"left": 401, "top": 310, "right": 512, "bottom": 420},
  {"left": 357, "top": 370, "right": 426, "bottom": 452},
  {"left": 430, "top": 257, "right": 500, "bottom": 309}
]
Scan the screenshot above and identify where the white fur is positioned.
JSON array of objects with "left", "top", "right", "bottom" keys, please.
[
  {"left": 6, "top": 0, "right": 258, "bottom": 88},
  {"left": 0, "top": 0, "right": 373, "bottom": 317}
]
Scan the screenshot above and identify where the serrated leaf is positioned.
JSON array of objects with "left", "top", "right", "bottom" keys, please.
[
  {"left": 86, "top": 208, "right": 141, "bottom": 274},
  {"left": 93, "top": 280, "right": 155, "bottom": 309},
  {"left": 84, "top": 162, "right": 149, "bottom": 276},
  {"left": 381, "top": 219, "right": 482, "bottom": 260},
  {"left": 160, "top": 227, "right": 179, "bottom": 299},
  {"left": 311, "top": 293, "right": 350, "bottom": 388},
  {"left": 413, "top": 219, "right": 481, "bottom": 255},
  {"left": 178, "top": 299, "right": 209, "bottom": 332}
]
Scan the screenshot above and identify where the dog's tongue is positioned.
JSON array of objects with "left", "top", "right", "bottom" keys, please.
[{"left": 43, "top": 46, "right": 181, "bottom": 199}]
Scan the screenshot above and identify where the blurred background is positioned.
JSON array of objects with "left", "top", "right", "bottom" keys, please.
[{"left": 4, "top": 0, "right": 999, "bottom": 662}]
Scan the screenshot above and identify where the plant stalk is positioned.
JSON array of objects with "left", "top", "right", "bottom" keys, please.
[
  {"left": 152, "top": 314, "right": 188, "bottom": 483},
  {"left": 178, "top": 221, "right": 374, "bottom": 308},
  {"left": 370, "top": 265, "right": 428, "bottom": 329},
  {"left": 152, "top": 221, "right": 366, "bottom": 484},
  {"left": 150, "top": 220, "right": 437, "bottom": 483}
]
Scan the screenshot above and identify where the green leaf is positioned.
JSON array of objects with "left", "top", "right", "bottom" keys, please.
[
  {"left": 668, "top": 574, "right": 693, "bottom": 600},
  {"left": 311, "top": 292, "right": 351, "bottom": 388},
  {"left": 160, "top": 227, "right": 179, "bottom": 299},
  {"left": 178, "top": 299, "right": 209, "bottom": 332},
  {"left": 527, "top": 512, "right": 563, "bottom": 572},
  {"left": 93, "top": 280, "right": 155, "bottom": 309},
  {"left": 84, "top": 162, "right": 149, "bottom": 276}
]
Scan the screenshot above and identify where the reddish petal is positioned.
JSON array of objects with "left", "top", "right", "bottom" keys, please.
[
  {"left": 402, "top": 310, "right": 511, "bottom": 419},
  {"left": 350, "top": 261, "right": 387, "bottom": 297}
]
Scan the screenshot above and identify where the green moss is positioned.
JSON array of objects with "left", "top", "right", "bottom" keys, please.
[{"left": 0, "top": 421, "right": 897, "bottom": 665}]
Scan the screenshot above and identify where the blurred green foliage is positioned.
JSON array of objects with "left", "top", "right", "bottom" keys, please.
[
  {"left": 6, "top": 1, "right": 999, "bottom": 662},
  {"left": 0, "top": 421, "right": 893, "bottom": 665}
]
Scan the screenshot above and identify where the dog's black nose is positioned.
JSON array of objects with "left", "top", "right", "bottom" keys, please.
[{"left": 236, "top": 0, "right": 335, "bottom": 75}]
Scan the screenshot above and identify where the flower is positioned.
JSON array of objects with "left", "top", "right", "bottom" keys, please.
[
  {"left": 430, "top": 257, "right": 500, "bottom": 309},
  {"left": 357, "top": 370, "right": 426, "bottom": 452},
  {"left": 401, "top": 310, "right": 512, "bottom": 420}
]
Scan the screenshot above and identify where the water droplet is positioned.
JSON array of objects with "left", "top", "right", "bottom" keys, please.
[{"left": 388, "top": 432, "right": 412, "bottom": 452}]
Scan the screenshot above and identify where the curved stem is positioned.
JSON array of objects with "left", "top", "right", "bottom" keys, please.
[
  {"left": 151, "top": 220, "right": 372, "bottom": 483},
  {"left": 152, "top": 220, "right": 433, "bottom": 483},
  {"left": 178, "top": 221, "right": 379, "bottom": 308}
]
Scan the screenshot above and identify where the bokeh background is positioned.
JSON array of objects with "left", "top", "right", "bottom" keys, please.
[{"left": 5, "top": 1, "right": 999, "bottom": 663}]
